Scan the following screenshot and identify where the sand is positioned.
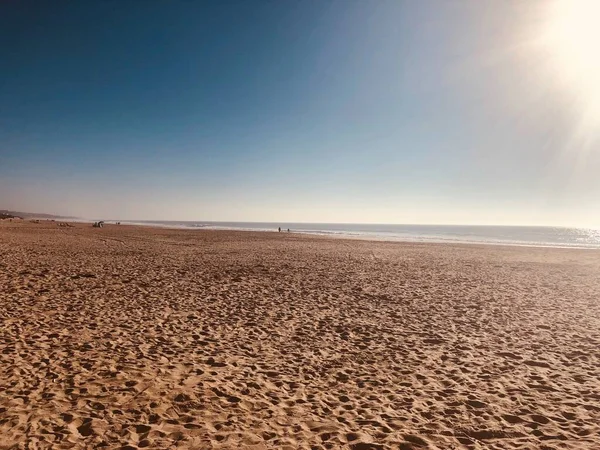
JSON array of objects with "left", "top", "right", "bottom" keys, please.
[{"left": 1, "top": 221, "right": 599, "bottom": 449}]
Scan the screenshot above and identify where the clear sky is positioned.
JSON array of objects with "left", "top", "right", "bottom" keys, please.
[{"left": 2, "top": 1, "right": 599, "bottom": 226}]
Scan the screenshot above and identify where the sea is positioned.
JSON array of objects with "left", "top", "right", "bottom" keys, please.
[{"left": 111, "top": 221, "right": 600, "bottom": 249}]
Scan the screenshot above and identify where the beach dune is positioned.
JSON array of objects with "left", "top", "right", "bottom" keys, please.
[{"left": 1, "top": 221, "right": 599, "bottom": 449}]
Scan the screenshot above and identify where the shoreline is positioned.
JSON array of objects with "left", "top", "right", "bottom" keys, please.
[{"left": 15, "top": 218, "right": 600, "bottom": 251}]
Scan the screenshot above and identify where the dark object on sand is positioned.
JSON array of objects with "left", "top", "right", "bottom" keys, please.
[
  {"left": 93, "top": 221, "right": 105, "bottom": 228},
  {"left": 0, "top": 212, "right": 22, "bottom": 220},
  {"left": 278, "top": 227, "right": 281, "bottom": 232}
]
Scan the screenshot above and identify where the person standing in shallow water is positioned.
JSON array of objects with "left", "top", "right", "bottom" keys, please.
[{"left": 278, "top": 227, "right": 281, "bottom": 232}]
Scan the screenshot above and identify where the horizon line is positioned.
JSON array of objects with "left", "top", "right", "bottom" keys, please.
[{"left": 4, "top": 209, "right": 598, "bottom": 230}]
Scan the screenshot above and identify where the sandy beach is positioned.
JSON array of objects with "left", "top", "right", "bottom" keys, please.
[{"left": 1, "top": 221, "right": 599, "bottom": 449}]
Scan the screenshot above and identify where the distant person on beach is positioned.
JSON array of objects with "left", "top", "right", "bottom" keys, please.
[
  {"left": 287, "top": 228, "right": 290, "bottom": 232},
  {"left": 278, "top": 227, "right": 281, "bottom": 232}
]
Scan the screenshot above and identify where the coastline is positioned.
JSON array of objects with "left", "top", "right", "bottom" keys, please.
[{"left": 26, "top": 219, "right": 600, "bottom": 250}]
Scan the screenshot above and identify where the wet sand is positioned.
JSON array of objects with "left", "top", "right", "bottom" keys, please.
[{"left": 1, "top": 221, "right": 599, "bottom": 449}]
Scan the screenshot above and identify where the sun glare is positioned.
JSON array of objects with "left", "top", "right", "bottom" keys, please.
[{"left": 542, "top": 0, "right": 600, "bottom": 134}]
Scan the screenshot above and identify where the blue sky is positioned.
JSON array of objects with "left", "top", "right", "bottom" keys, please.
[{"left": 2, "top": 1, "right": 599, "bottom": 225}]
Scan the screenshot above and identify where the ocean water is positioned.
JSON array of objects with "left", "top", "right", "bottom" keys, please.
[{"left": 115, "top": 221, "right": 600, "bottom": 249}]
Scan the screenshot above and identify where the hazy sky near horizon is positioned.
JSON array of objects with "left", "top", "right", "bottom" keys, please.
[{"left": 2, "top": 1, "right": 600, "bottom": 226}]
